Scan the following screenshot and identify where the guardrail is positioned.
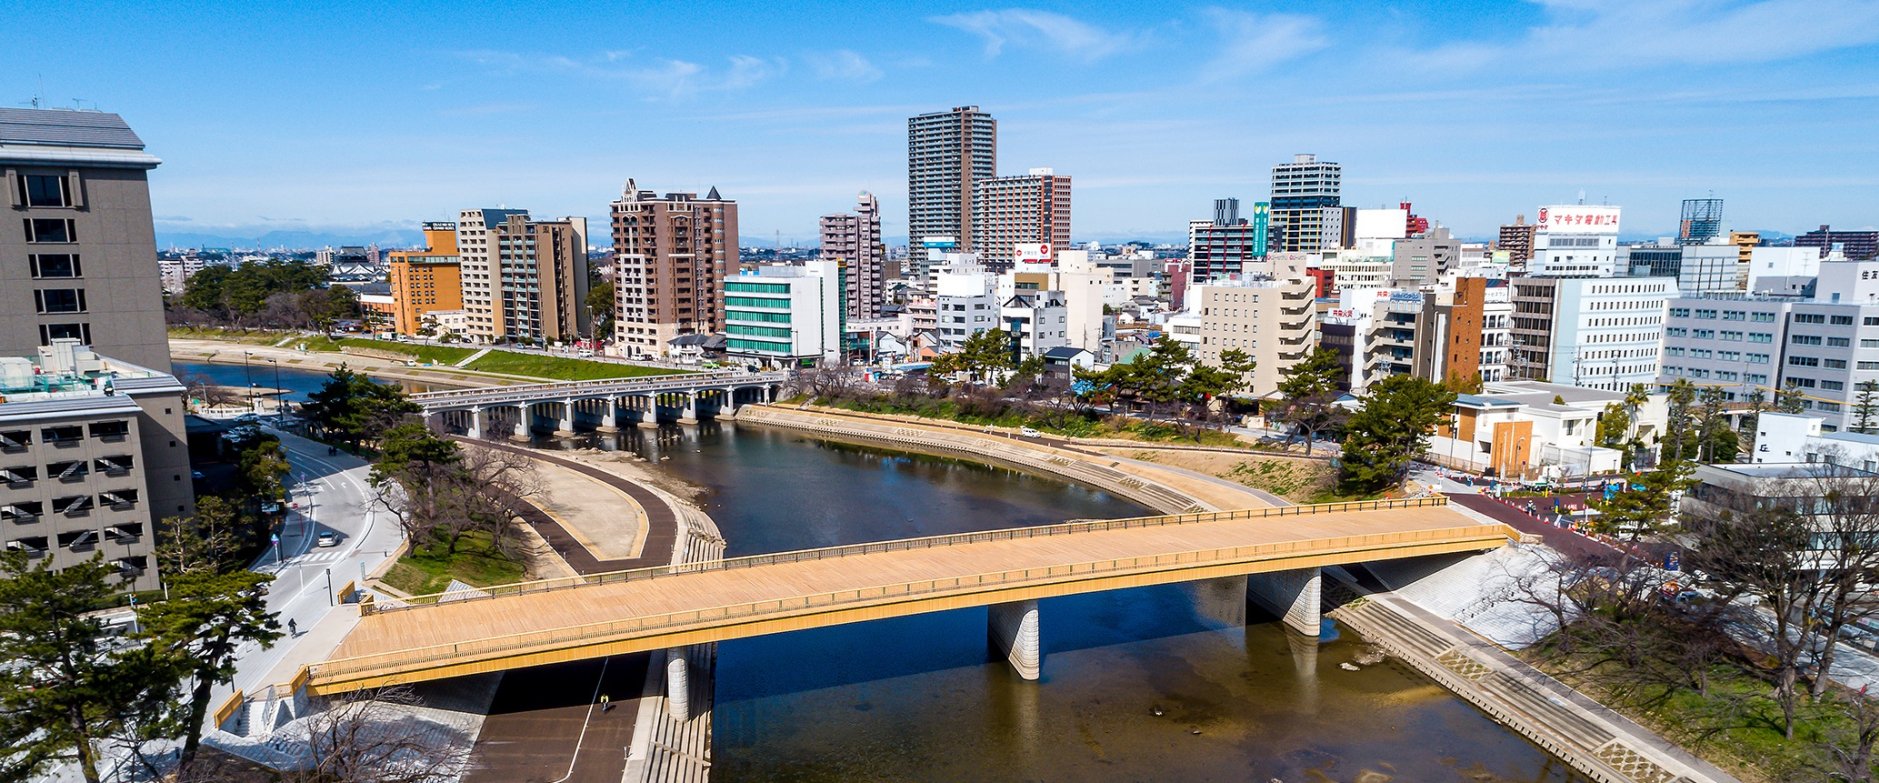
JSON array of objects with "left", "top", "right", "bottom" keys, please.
[
  {"left": 367, "top": 496, "right": 1454, "bottom": 613},
  {"left": 409, "top": 371, "right": 784, "bottom": 407},
  {"left": 312, "top": 522, "right": 1513, "bottom": 684},
  {"left": 213, "top": 690, "right": 244, "bottom": 730}
]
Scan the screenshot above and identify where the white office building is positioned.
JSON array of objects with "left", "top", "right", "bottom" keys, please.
[
  {"left": 1000, "top": 291, "right": 1069, "bottom": 359},
  {"left": 1531, "top": 205, "right": 1622, "bottom": 277},
  {"left": 722, "top": 260, "right": 845, "bottom": 367},
  {"left": 934, "top": 255, "right": 999, "bottom": 347},
  {"left": 1546, "top": 276, "right": 1674, "bottom": 391}
]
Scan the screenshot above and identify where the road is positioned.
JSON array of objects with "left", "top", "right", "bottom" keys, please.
[{"left": 210, "top": 428, "right": 404, "bottom": 718}]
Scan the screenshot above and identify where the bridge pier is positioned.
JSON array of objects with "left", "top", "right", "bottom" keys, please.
[
  {"left": 595, "top": 396, "right": 621, "bottom": 432},
  {"left": 665, "top": 647, "right": 691, "bottom": 722},
  {"left": 467, "top": 407, "right": 487, "bottom": 440},
  {"left": 988, "top": 599, "right": 1041, "bottom": 680},
  {"left": 1186, "top": 575, "right": 1248, "bottom": 628},
  {"left": 511, "top": 406, "right": 532, "bottom": 442},
  {"left": 679, "top": 392, "right": 699, "bottom": 423},
  {"left": 554, "top": 399, "right": 577, "bottom": 436},
  {"left": 1248, "top": 567, "right": 1322, "bottom": 637}
]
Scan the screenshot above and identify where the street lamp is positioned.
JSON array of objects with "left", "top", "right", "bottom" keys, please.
[
  {"left": 262, "top": 357, "right": 283, "bottom": 418},
  {"left": 1448, "top": 412, "right": 1460, "bottom": 471},
  {"left": 241, "top": 351, "right": 256, "bottom": 414}
]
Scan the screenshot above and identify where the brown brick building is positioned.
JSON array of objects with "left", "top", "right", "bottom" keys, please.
[{"left": 610, "top": 180, "right": 738, "bottom": 359}]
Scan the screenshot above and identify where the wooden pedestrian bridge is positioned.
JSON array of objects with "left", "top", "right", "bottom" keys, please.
[{"left": 304, "top": 496, "right": 1521, "bottom": 695}]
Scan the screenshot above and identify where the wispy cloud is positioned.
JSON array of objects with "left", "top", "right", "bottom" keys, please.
[
  {"left": 929, "top": 9, "right": 1140, "bottom": 62},
  {"left": 1198, "top": 8, "right": 1329, "bottom": 80},
  {"left": 457, "top": 49, "right": 784, "bottom": 97},
  {"left": 805, "top": 49, "right": 883, "bottom": 83}
]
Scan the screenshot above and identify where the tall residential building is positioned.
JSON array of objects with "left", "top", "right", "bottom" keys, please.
[
  {"left": 1187, "top": 198, "right": 1267, "bottom": 280},
  {"left": 819, "top": 191, "right": 886, "bottom": 320},
  {"left": 1193, "top": 273, "right": 1319, "bottom": 398},
  {"left": 722, "top": 261, "right": 844, "bottom": 368},
  {"left": 972, "top": 167, "right": 1070, "bottom": 273},
  {"left": 1, "top": 108, "right": 170, "bottom": 371},
  {"left": 1497, "top": 214, "right": 1537, "bottom": 265},
  {"left": 387, "top": 222, "right": 464, "bottom": 337},
  {"left": 1531, "top": 205, "right": 1622, "bottom": 277},
  {"left": 455, "top": 210, "right": 588, "bottom": 345},
  {"left": 1268, "top": 154, "right": 1341, "bottom": 254},
  {"left": 1796, "top": 224, "right": 1879, "bottom": 261},
  {"left": 1678, "top": 198, "right": 1723, "bottom": 245},
  {"left": 908, "top": 106, "right": 996, "bottom": 277},
  {"left": 611, "top": 180, "right": 739, "bottom": 359}
]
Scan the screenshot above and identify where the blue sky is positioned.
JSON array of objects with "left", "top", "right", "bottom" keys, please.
[{"left": 9, "top": 0, "right": 1879, "bottom": 246}]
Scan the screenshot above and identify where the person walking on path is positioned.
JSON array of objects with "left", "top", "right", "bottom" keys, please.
[
  {"left": 599, "top": 693, "right": 611, "bottom": 713},
  {"left": 287, "top": 618, "right": 298, "bottom": 637}
]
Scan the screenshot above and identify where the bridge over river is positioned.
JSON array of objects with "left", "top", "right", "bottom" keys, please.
[
  {"left": 304, "top": 496, "right": 1518, "bottom": 696},
  {"left": 410, "top": 370, "right": 789, "bottom": 437}
]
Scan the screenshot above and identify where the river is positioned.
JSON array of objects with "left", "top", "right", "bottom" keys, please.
[{"left": 178, "top": 361, "right": 1583, "bottom": 782}]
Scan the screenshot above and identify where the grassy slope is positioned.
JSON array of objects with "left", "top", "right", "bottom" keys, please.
[
  {"left": 464, "top": 351, "right": 684, "bottom": 381},
  {"left": 380, "top": 530, "right": 526, "bottom": 596}
]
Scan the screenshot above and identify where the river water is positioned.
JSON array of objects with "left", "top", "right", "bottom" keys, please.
[{"left": 179, "top": 361, "right": 1583, "bottom": 782}]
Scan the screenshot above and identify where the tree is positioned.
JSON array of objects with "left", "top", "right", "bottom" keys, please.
[
  {"left": 1177, "top": 348, "right": 1253, "bottom": 425},
  {"left": 586, "top": 281, "right": 615, "bottom": 339},
  {"left": 1777, "top": 379, "right": 1808, "bottom": 415},
  {"left": 240, "top": 438, "right": 292, "bottom": 506},
  {"left": 137, "top": 569, "right": 280, "bottom": 766},
  {"left": 1589, "top": 458, "right": 1692, "bottom": 541},
  {"left": 1797, "top": 456, "right": 1879, "bottom": 697},
  {"left": 372, "top": 422, "right": 464, "bottom": 547},
  {"left": 1694, "top": 385, "right": 1737, "bottom": 463},
  {"left": 1271, "top": 346, "right": 1343, "bottom": 455},
  {"left": 154, "top": 495, "right": 242, "bottom": 576},
  {"left": 302, "top": 364, "right": 421, "bottom": 450},
  {"left": 0, "top": 552, "right": 179, "bottom": 783},
  {"left": 1855, "top": 379, "right": 1879, "bottom": 435},
  {"left": 284, "top": 686, "right": 467, "bottom": 783},
  {"left": 1663, "top": 378, "right": 1699, "bottom": 463},
  {"left": 1337, "top": 375, "right": 1456, "bottom": 495}
]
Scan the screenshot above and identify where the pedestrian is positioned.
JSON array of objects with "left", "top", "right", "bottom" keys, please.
[
  {"left": 599, "top": 693, "right": 611, "bottom": 712},
  {"left": 287, "top": 618, "right": 298, "bottom": 636}
]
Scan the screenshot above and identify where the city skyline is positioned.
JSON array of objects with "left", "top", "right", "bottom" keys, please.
[{"left": 8, "top": 0, "right": 1879, "bottom": 248}]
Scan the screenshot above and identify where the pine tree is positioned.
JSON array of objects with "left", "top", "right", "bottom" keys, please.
[
  {"left": 1273, "top": 347, "right": 1345, "bottom": 455},
  {"left": 1855, "top": 379, "right": 1879, "bottom": 434},
  {"left": 139, "top": 569, "right": 280, "bottom": 765},
  {"left": 1338, "top": 375, "right": 1456, "bottom": 494}
]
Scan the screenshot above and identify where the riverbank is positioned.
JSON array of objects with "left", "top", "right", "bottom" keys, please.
[
  {"left": 736, "top": 404, "right": 1275, "bottom": 512},
  {"left": 170, "top": 338, "right": 519, "bottom": 389}
]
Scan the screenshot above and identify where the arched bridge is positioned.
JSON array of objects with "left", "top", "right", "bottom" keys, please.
[
  {"left": 306, "top": 496, "right": 1521, "bottom": 694},
  {"left": 412, "top": 370, "right": 787, "bottom": 437}
]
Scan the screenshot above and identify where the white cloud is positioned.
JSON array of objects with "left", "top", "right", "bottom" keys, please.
[
  {"left": 1198, "top": 8, "right": 1329, "bottom": 80},
  {"left": 456, "top": 50, "right": 784, "bottom": 98},
  {"left": 806, "top": 50, "right": 883, "bottom": 83},
  {"left": 928, "top": 9, "right": 1139, "bottom": 62}
]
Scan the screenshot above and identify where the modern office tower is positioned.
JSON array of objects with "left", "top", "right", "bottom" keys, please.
[
  {"left": 1497, "top": 214, "right": 1537, "bottom": 265},
  {"left": 1678, "top": 198, "right": 1723, "bottom": 245},
  {"left": 1796, "top": 224, "right": 1879, "bottom": 261},
  {"left": 1268, "top": 154, "right": 1341, "bottom": 253},
  {"left": 819, "top": 191, "right": 886, "bottom": 320},
  {"left": 1621, "top": 241, "right": 1741, "bottom": 293},
  {"left": 455, "top": 210, "right": 588, "bottom": 345},
  {"left": 1531, "top": 205, "right": 1622, "bottom": 277},
  {"left": 387, "top": 222, "right": 463, "bottom": 337},
  {"left": 1188, "top": 197, "right": 1267, "bottom": 280},
  {"left": 1548, "top": 277, "right": 1675, "bottom": 391},
  {"left": 1510, "top": 276, "right": 1561, "bottom": 381},
  {"left": 972, "top": 167, "right": 1070, "bottom": 273},
  {"left": 611, "top": 180, "right": 739, "bottom": 359},
  {"left": 1, "top": 108, "right": 171, "bottom": 372},
  {"left": 908, "top": 106, "right": 996, "bottom": 277},
  {"left": 1191, "top": 273, "right": 1319, "bottom": 398},
  {"left": 722, "top": 261, "right": 844, "bottom": 367}
]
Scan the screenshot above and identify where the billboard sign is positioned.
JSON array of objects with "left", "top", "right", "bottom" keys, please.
[
  {"left": 1015, "top": 243, "right": 1054, "bottom": 265},
  {"left": 1251, "top": 202, "right": 1270, "bottom": 258},
  {"left": 1536, "top": 206, "right": 1621, "bottom": 233}
]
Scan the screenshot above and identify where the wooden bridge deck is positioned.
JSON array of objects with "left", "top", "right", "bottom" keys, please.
[{"left": 310, "top": 499, "right": 1516, "bottom": 693}]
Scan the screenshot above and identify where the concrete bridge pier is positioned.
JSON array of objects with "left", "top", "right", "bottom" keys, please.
[
  {"left": 554, "top": 400, "right": 577, "bottom": 436},
  {"left": 1186, "top": 575, "right": 1249, "bottom": 628},
  {"left": 679, "top": 392, "right": 699, "bottom": 423},
  {"left": 988, "top": 599, "right": 1042, "bottom": 680},
  {"left": 665, "top": 647, "right": 692, "bottom": 722},
  {"left": 1248, "top": 567, "right": 1322, "bottom": 637},
  {"left": 511, "top": 405, "right": 534, "bottom": 442},
  {"left": 467, "top": 407, "right": 488, "bottom": 440},
  {"left": 595, "top": 396, "right": 621, "bottom": 433}
]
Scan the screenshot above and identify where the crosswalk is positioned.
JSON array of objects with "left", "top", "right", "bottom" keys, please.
[{"left": 293, "top": 549, "right": 348, "bottom": 565}]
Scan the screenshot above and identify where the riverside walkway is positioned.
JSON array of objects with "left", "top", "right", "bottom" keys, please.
[{"left": 307, "top": 497, "right": 1517, "bottom": 694}]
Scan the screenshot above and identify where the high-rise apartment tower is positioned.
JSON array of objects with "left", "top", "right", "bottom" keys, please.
[
  {"left": 611, "top": 180, "right": 739, "bottom": 359},
  {"left": 908, "top": 106, "right": 996, "bottom": 278},
  {"left": 972, "top": 167, "right": 1070, "bottom": 273},
  {"left": 1268, "top": 154, "right": 1341, "bottom": 253},
  {"left": 820, "top": 192, "right": 886, "bottom": 319}
]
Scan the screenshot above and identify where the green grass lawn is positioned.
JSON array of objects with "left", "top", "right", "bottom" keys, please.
[
  {"left": 380, "top": 530, "right": 527, "bottom": 597},
  {"left": 167, "top": 326, "right": 287, "bottom": 345},
  {"left": 288, "top": 335, "right": 478, "bottom": 366},
  {"left": 465, "top": 351, "right": 685, "bottom": 381}
]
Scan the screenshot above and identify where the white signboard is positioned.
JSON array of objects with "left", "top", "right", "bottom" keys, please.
[
  {"left": 1537, "top": 205, "right": 1621, "bottom": 233},
  {"left": 1015, "top": 243, "right": 1054, "bottom": 265}
]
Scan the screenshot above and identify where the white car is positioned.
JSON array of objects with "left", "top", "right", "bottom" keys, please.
[{"left": 1019, "top": 427, "right": 1041, "bottom": 438}]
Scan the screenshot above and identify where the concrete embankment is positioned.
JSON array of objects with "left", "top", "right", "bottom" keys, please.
[
  {"left": 169, "top": 339, "right": 523, "bottom": 389},
  {"left": 736, "top": 405, "right": 1265, "bottom": 513}
]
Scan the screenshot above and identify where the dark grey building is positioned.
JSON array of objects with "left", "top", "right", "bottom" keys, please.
[{"left": 1, "top": 109, "right": 169, "bottom": 372}]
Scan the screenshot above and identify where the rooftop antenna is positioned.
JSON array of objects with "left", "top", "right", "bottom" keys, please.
[{"left": 1577, "top": 189, "right": 1586, "bottom": 205}]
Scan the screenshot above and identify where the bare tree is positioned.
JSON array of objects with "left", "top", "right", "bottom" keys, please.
[
  {"left": 282, "top": 686, "right": 466, "bottom": 783},
  {"left": 1801, "top": 454, "right": 1879, "bottom": 697},
  {"left": 453, "top": 442, "right": 542, "bottom": 559},
  {"left": 1819, "top": 689, "right": 1879, "bottom": 782}
]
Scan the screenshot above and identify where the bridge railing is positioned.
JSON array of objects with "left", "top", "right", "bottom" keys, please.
[
  {"left": 366, "top": 496, "right": 1454, "bottom": 614},
  {"left": 410, "top": 371, "right": 784, "bottom": 406},
  {"left": 311, "top": 521, "right": 1516, "bottom": 685}
]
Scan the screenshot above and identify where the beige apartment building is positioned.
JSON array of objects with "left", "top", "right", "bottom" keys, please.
[
  {"left": 972, "top": 168, "right": 1071, "bottom": 273},
  {"left": 456, "top": 209, "right": 589, "bottom": 345},
  {"left": 1192, "top": 274, "right": 1319, "bottom": 399},
  {"left": 610, "top": 180, "right": 738, "bottom": 359},
  {"left": 820, "top": 191, "right": 886, "bottom": 319},
  {"left": 0, "top": 108, "right": 171, "bottom": 372}
]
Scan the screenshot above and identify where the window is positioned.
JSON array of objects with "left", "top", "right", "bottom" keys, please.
[
  {"left": 20, "top": 174, "right": 69, "bottom": 208},
  {"left": 33, "top": 289, "right": 85, "bottom": 314},
  {"left": 41, "top": 426, "right": 83, "bottom": 444},
  {"left": 1723, "top": 310, "right": 1746, "bottom": 321},
  {"left": 28, "top": 254, "right": 80, "bottom": 278},
  {"left": 88, "top": 421, "right": 129, "bottom": 440},
  {"left": 1790, "top": 356, "right": 1821, "bottom": 367},
  {"left": 1867, "top": 317, "right": 1879, "bottom": 327},
  {"left": 23, "top": 218, "right": 74, "bottom": 243},
  {"left": 1827, "top": 359, "right": 1848, "bottom": 369},
  {"left": 1792, "top": 334, "right": 1823, "bottom": 345},
  {"left": 1754, "top": 312, "right": 1777, "bottom": 323},
  {"left": 1796, "top": 313, "right": 1826, "bottom": 324},
  {"left": 1669, "top": 307, "right": 1691, "bottom": 318},
  {"left": 1750, "top": 332, "right": 1774, "bottom": 343},
  {"left": 1833, "top": 315, "right": 1855, "bottom": 326},
  {"left": 37, "top": 323, "right": 89, "bottom": 345},
  {"left": 1823, "top": 380, "right": 1846, "bottom": 391},
  {"left": 1696, "top": 309, "right": 1718, "bottom": 319}
]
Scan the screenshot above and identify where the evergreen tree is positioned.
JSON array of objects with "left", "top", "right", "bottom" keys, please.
[
  {"left": 1855, "top": 379, "right": 1879, "bottom": 434},
  {"left": 1591, "top": 459, "right": 1694, "bottom": 541},
  {"left": 1776, "top": 379, "right": 1807, "bottom": 414},
  {"left": 1272, "top": 346, "right": 1345, "bottom": 455},
  {"left": 1337, "top": 375, "right": 1456, "bottom": 494},
  {"left": 0, "top": 552, "right": 179, "bottom": 782},
  {"left": 301, "top": 364, "right": 421, "bottom": 450},
  {"left": 138, "top": 569, "right": 280, "bottom": 765}
]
